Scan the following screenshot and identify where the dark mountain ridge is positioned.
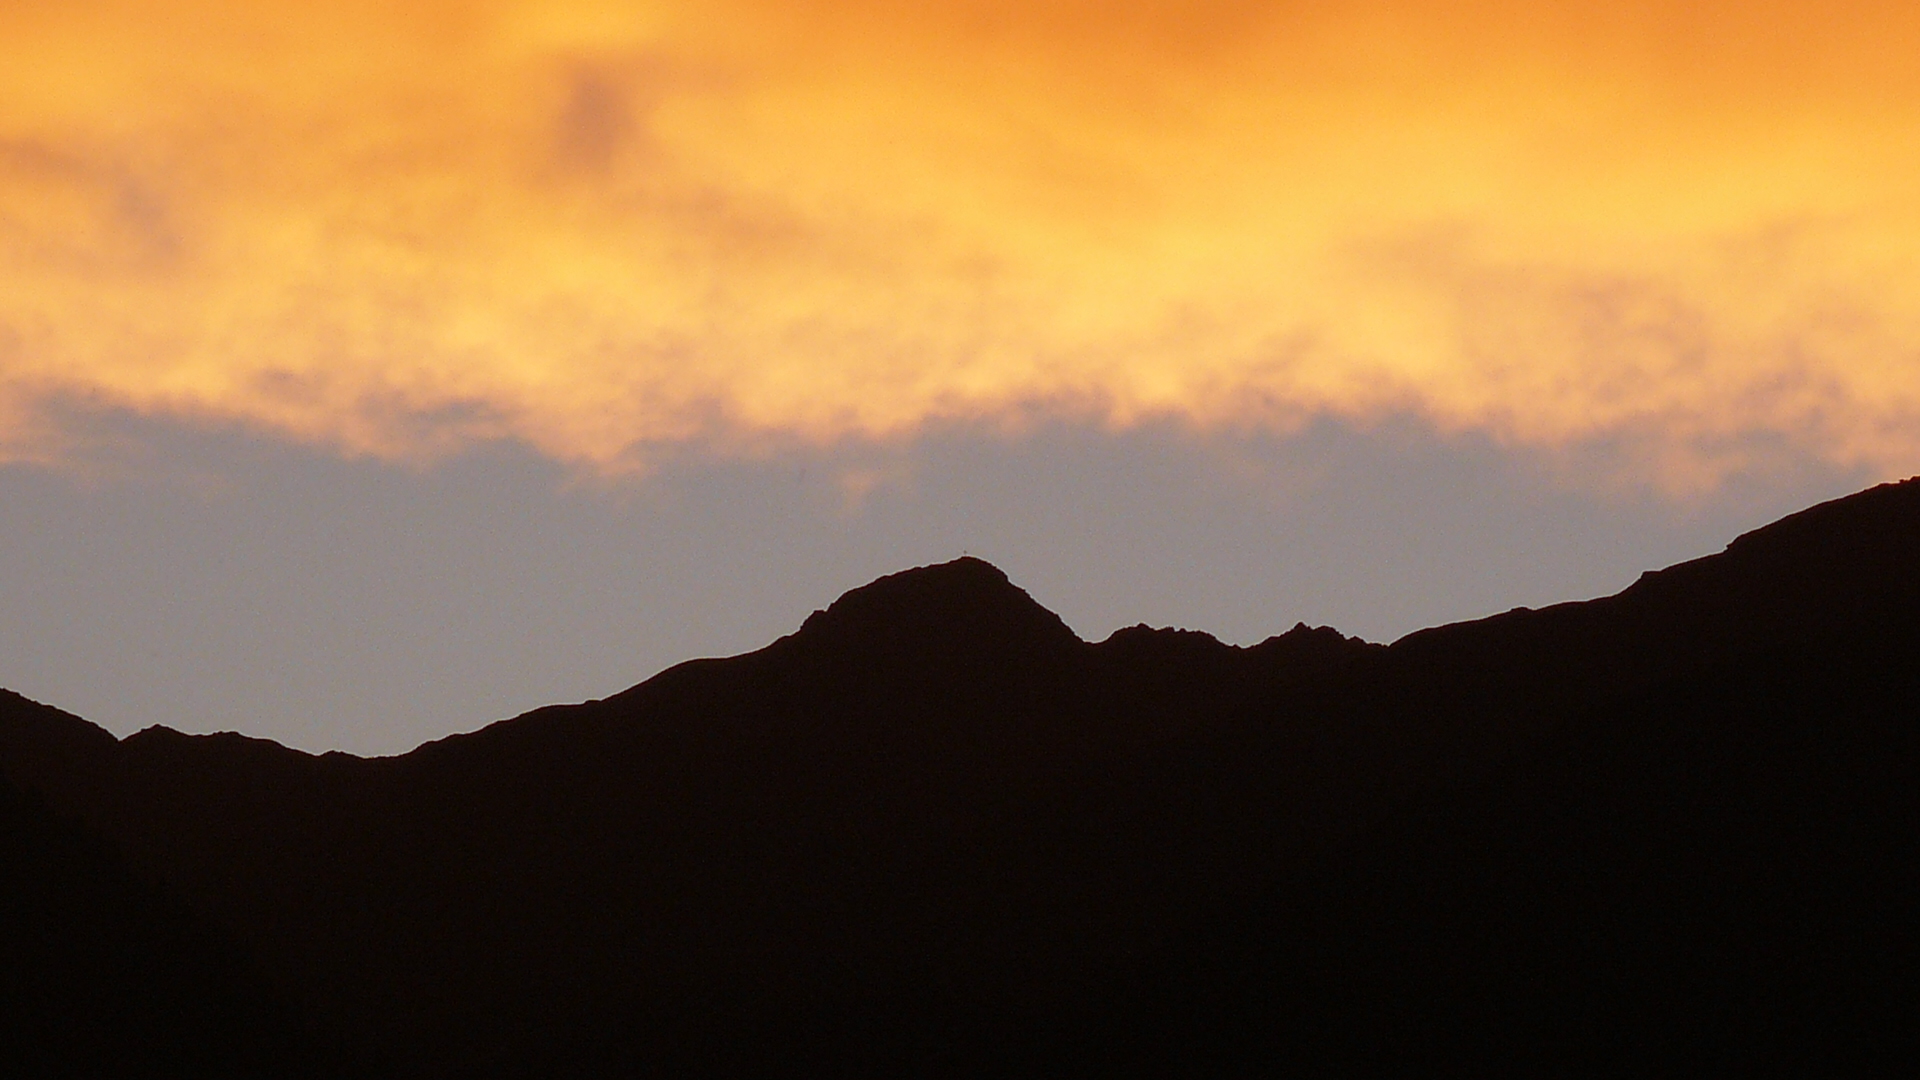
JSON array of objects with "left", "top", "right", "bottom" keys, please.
[{"left": 5, "top": 479, "right": 1919, "bottom": 1072}]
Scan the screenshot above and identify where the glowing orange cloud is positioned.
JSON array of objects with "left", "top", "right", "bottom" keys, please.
[{"left": 4, "top": 1, "right": 1919, "bottom": 486}]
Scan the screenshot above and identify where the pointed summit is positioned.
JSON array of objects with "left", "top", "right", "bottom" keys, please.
[{"left": 792, "top": 557, "right": 1081, "bottom": 660}]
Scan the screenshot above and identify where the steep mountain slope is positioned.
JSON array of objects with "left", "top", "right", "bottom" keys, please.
[{"left": 4, "top": 479, "right": 1917, "bottom": 1073}]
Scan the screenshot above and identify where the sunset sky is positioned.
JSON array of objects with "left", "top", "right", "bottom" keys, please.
[{"left": 3, "top": 1, "right": 1915, "bottom": 752}]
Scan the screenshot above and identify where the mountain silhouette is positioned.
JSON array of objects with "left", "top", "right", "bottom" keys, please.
[
  {"left": 4, "top": 479, "right": 1919, "bottom": 1073},
  {"left": 0, "top": 705, "right": 326, "bottom": 1077}
]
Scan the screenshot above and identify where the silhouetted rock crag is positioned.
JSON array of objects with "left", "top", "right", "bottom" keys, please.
[{"left": 5, "top": 478, "right": 1919, "bottom": 1073}]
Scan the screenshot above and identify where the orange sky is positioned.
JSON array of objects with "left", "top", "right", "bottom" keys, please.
[{"left": 4, "top": 0, "right": 1919, "bottom": 488}]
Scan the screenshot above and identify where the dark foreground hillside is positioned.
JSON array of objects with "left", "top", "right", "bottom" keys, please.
[
  {"left": 0, "top": 770, "right": 326, "bottom": 1077},
  {"left": 5, "top": 478, "right": 1920, "bottom": 1073}
]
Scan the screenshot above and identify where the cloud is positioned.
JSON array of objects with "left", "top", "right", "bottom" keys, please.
[{"left": 3, "top": 1, "right": 1918, "bottom": 488}]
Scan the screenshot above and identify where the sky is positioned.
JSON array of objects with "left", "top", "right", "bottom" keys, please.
[{"left": 1, "top": 1, "right": 1914, "bottom": 753}]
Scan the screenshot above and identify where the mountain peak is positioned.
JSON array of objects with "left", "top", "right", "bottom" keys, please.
[
  {"left": 791, "top": 557, "right": 1081, "bottom": 658},
  {"left": 0, "top": 690, "right": 118, "bottom": 785}
]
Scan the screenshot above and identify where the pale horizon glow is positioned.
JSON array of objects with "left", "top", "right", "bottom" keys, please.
[{"left": 4, "top": 1, "right": 1920, "bottom": 491}]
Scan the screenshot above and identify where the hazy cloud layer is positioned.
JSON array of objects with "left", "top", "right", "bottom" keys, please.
[{"left": 4, "top": 1, "right": 1919, "bottom": 489}]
